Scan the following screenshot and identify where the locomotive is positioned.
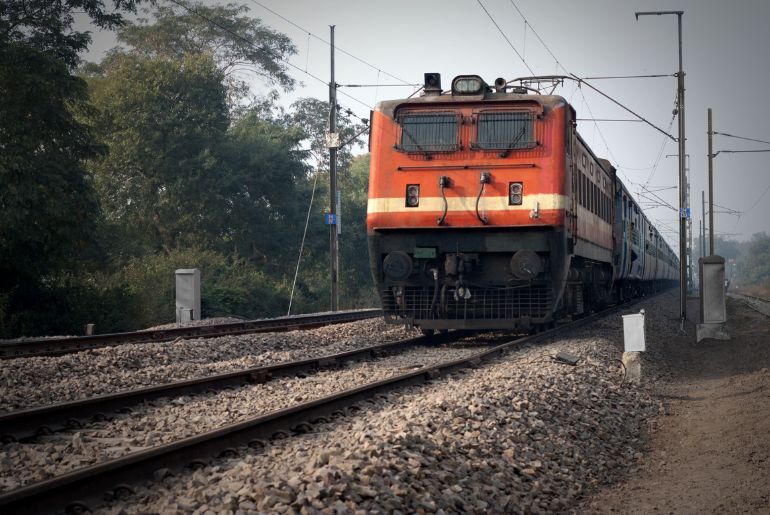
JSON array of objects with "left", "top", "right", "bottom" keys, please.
[{"left": 367, "top": 73, "right": 678, "bottom": 333}]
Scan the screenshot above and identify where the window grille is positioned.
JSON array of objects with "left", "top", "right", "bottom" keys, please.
[
  {"left": 399, "top": 113, "right": 459, "bottom": 152},
  {"left": 475, "top": 112, "right": 535, "bottom": 150}
]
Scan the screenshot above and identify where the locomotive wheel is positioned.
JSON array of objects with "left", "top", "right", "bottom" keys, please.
[{"left": 420, "top": 328, "right": 435, "bottom": 337}]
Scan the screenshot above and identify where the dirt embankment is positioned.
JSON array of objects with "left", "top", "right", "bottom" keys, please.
[{"left": 584, "top": 296, "right": 770, "bottom": 514}]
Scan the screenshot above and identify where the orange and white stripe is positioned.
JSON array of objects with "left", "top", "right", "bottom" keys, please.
[{"left": 367, "top": 193, "right": 569, "bottom": 214}]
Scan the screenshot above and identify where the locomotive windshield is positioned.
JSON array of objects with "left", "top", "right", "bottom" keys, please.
[
  {"left": 475, "top": 111, "right": 534, "bottom": 150},
  {"left": 399, "top": 113, "right": 459, "bottom": 152}
]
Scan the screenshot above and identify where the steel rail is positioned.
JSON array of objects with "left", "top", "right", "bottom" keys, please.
[
  {"left": 0, "top": 309, "right": 382, "bottom": 360},
  {"left": 0, "top": 334, "right": 443, "bottom": 442},
  {"left": 0, "top": 295, "right": 658, "bottom": 514},
  {"left": 727, "top": 292, "right": 770, "bottom": 317}
]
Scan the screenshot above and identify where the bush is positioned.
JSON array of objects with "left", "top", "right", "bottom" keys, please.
[{"left": 115, "top": 248, "right": 291, "bottom": 329}]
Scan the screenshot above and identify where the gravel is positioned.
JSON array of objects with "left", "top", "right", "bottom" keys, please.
[
  {"left": 80, "top": 293, "right": 678, "bottom": 514},
  {"left": 1, "top": 293, "right": 682, "bottom": 513},
  {"left": 0, "top": 344, "right": 478, "bottom": 492},
  {"left": 0, "top": 319, "right": 418, "bottom": 411}
]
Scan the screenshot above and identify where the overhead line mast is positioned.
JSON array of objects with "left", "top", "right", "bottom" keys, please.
[
  {"left": 635, "top": 10, "right": 687, "bottom": 323},
  {"left": 329, "top": 25, "right": 339, "bottom": 311}
]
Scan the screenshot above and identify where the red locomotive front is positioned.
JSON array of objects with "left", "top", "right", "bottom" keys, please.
[{"left": 367, "top": 74, "right": 577, "bottom": 332}]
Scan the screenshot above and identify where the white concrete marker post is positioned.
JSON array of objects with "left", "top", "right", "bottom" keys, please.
[
  {"left": 622, "top": 310, "right": 646, "bottom": 384},
  {"left": 175, "top": 269, "right": 201, "bottom": 323}
]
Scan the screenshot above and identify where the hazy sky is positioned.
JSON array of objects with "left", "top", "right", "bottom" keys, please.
[{"left": 78, "top": 0, "right": 770, "bottom": 248}]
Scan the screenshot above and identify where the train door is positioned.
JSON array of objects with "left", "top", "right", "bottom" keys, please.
[
  {"left": 569, "top": 122, "right": 578, "bottom": 249},
  {"left": 619, "top": 192, "right": 628, "bottom": 276}
]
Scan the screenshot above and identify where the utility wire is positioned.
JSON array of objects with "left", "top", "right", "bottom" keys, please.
[
  {"left": 576, "top": 118, "right": 643, "bottom": 122},
  {"left": 339, "top": 83, "right": 420, "bottom": 88},
  {"left": 164, "top": 0, "right": 374, "bottom": 110},
  {"left": 287, "top": 167, "right": 320, "bottom": 315},
  {"left": 476, "top": 0, "right": 536, "bottom": 76},
  {"left": 742, "top": 183, "right": 770, "bottom": 216},
  {"left": 714, "top": 149, "right": 770, "bottom": 156},
  {"left": 502, "top": 1, "right": 678, "bottom": 183},
  {"left": 246, "top": 0, "right": 413, "bottom": 86},
  {"left": 714, "top": 131, "right": 770, "bottom": 146},
  {"left": 507, "top": 0, "right": 564, "bottom": 72},
  {"left": 570, "top": 75, "right": 677, "bottom": 141},
  {"left": 581, "top": 74, "right": 675, "bottom": 80},
  {"left": 642, "top": 97, "right": 678, "bottom": 189}
]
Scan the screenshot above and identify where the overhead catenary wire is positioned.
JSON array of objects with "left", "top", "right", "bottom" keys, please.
[
  {"left": 741, "top": 183, "right": 770, "bottom": 216},
  {"left": 642, "top": 98, "right": 678, "bottom": 189},
  {"left": 713, "top": 149, "right": 770, "bottom": 156},
  {"left": 507, "top": 0, "right": 565, "bottom": 72},
  {"left": 476, "top": 0, "right": 536, "bottom": 76},
  {"left": 714, "top": 131, "right": 770, "bottom": 146},
  {"left": 569, "top": 75, "right": 676, "bottom": 142},
  {"left": 576, "top": 118, "right": 644, "bottom": 122},
  {"left": 504, "top": 0, "right": 684, "bottom": 203},
  {"left": 481, "top": 0, "right": 679, "bottom": 185},
  {"left": 580, "top": 74, "right": 675, "bottom": 80}
]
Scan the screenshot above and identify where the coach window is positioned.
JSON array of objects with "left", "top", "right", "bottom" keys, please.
[
  {"left": 599, "top": 194, "right": 603, "bottom": 219},
  {"left": 475, "top": 111, "right": 535, "bottom": 150},
  {"left": 398, "top": 112, "right": 459, "bottom": 152}
]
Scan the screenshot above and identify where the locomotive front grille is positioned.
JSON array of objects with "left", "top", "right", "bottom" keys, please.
[{"left": 380, "top": 285, "right": 553, "bottom": 321}]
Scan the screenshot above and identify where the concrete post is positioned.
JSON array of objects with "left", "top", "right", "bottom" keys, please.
[{"left": 175, "top": 269, "right": 201, "bottom": 322}]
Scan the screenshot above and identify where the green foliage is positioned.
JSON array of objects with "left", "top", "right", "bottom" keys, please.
[
  {"left": 0, "top": 277, "right": 132, "bottom": 338},
  {"left": 87, "top": 52, "right": 230, "bottom": 256},
  {"left": 117, "top": 248, "right": 290, "bottom": 328},
  {"left": 290, "top": 98, "right": 368, "bottom": 173},
  {"left": 0, "top": 43, "right": 100, "bottom": 283},
  {"left": 115, "top": 1, "right": 296, "bottom": 106},
  {"left": 338, "top": 154, "right": 378, "bottom": 307},
  {"left": 737, "top": 232, "right": 770, "bottom": 285},
  {"left": 0, "top": 2, "right": 380, "bottom": 336},
  {"left": 1, "top": 0, "right": 141, "bottom": 69},
  {"left": 220, "top": 107, "right": 311, "bottom": 271}
]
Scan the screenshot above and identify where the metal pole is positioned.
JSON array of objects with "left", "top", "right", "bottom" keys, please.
[
  {"left": 698, "top": 219, "right": 702, "bottom": 260},
  {"left": 635, "top": 10, "right": 686, "bottom": 320},
  {"left": 676, "top": 12, "right": 686, "bottom": 319},
  {"left": 707, "top": 107, "right": 714, "bottom": 256},
  {"left": 329, "top": 25, "right": 339, "bottom": 311},
  {"left": 701, "top": 190, "right": 706, "bottom": 258},
  {"left": 686, "top": 155, "right": 692, "bottom": 292}
]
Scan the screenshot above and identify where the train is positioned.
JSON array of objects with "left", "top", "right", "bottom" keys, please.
[{"left": 366, "top": 73, "right": 678, "bottom": 333}]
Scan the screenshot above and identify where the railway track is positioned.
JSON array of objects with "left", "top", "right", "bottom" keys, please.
[
  {"left": 0, "top": 334, "right": 444, "bottom": 442},
  {"left": 0, "top": 309, "right": 382, "bottom": 360},
  {"left": 728, "top": 292, "right": 770, "bottom": 317},
  {"left": 0, "top": 295, "right": 655, "bottom": 514}
]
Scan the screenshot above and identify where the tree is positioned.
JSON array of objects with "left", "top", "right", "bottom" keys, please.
[
  {"left": 338, "top": 154, "right": 378, "bottom": 307},
  {"left": 220, "top": 106, "right": 311, "bottom": 270},
  {"left": 87, "top": 53, "right": 230, "bottom": 256},
  {"left": 290, "top": 98, "right": 368, "bottom": 173},
  {"left": 1, "top": 1, "right": 141, "bottom": 68},
  {"left": 737, "top": 232, "right": 770, "bottom": 285},
  {"left": 114, "top": 1, "right": 296, "bottom": 107},
  {"left": 1, "top": 0, "right": 142, "bottom": 336}
]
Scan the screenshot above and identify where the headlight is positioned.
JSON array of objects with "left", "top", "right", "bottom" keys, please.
[
  {"left": 452, "top": 75, "right": 485, "bottom": 95},
  {"left": 509, "top": 182, "right": 523, "bottom": 205},
  {"left": 405, "top": 184, "right": 420, "bottom": 207}
]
